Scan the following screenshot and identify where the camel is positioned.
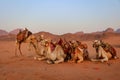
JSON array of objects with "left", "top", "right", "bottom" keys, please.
[
  {"left": 91, "top": 40, "right": 118, "bottom": 62},
  {"left": 63, "top": 42, "right": 72, "bottom": 61},
  {"left": 71, "top": 42, "right": 89, "bottom": 63},
  {"left": 33, "top": 38, "right": 48, "bottom": 59},
  {"left": 35, "top": 41, "right": 66, "bottom": 64},
  {"left": 15, "top": 28, "right": 39, "bottom": 56}
]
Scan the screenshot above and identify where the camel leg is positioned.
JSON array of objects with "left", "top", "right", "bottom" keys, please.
[
  {"left": 77, "top": 57, "right": 83, "bottom": 63},
  {"left": 54, "top": 57, "right": 64, "bottom": 64},
  {"left": 18, "top": 43, "right": 23, "bottom": 56},
  {"left": 46, "top": 60, "right": 54, "bottom": 64},
  {"left": 91, "top": 55, "right": 108, "bottom": 62},
  {"left": 37, "top": 57, "right": 47, "bottom": 61},
  {"left": 71, "top": 54, "right": 77, "bottom": 63},
  {"left": 15, "top": 42, "right": 23, "bottom": 56},
  {"left": 31, "top": 42, "right": 40, "bottom": 55},
  {"left": 77, "top": 54, "right": 83, "bottom": 63},
  {"left": 100, "top": 54, "right": 109, "bottom": 62},
  {"left": 100, "top": 50, "right": 109, "bottom": 62},
  {"left": 91, "top": 57, "right": 108, "bottom": 62},
  {"left": 28, "top": 42, "right": 32, "bottom": 51},
  {"left": 91, "top": 58, "right": 101, "bottom": 62},
  {"left": 100, "top": 58, "right": 108, "bottom": 62},
  {"left": 15, "top": 41, "right": 18, "bottom": 56}
]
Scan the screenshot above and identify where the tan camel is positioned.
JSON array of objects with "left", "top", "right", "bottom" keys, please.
[
  {"left": 35, "top": 41, "right": 66, "bottom": 64},
  {"left": 15, "top": 28, "right": 39, "bottom": 56},
  {"left": 91, "top": 40, "right": 118, "bottom": 62}
]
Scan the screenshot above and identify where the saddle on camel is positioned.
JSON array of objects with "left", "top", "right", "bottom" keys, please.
[
  {"left": 100, "top": 40, "right": 118, "bottom": 59},
  {"left": 57, "top": 38, "right": 72, "bottom": 62},
  {"left": 16, "top": 28, "right": 32, "bottom": 43},
  {"left": 15, "top": 28, "right": 38, "bottom": 56}
]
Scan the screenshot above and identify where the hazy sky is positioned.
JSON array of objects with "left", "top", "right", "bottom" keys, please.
[{"left": 0, "top": 0, "right": 120, "bottom": 34}]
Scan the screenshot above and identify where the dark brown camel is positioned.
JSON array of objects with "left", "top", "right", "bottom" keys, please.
[{"left": 15, "top": 28, "right": 39, "bottom": 56}]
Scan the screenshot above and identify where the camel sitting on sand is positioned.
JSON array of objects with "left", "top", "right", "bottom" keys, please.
[
  {"left": 71, "top": 42, "right": 89, "bottom": 63},
  {"left": 15, "top": 28, "right": 39, "bottom": 56},
  {"left": 35, "top": 40, "right": 66, "bottom": 64},
  {"left": 91, "top": 40, "right": 118, "bottom": 62}
]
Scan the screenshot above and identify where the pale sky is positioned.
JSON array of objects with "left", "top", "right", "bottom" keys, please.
[{"left": 0, "top": 0, "right": 120, "bottom": 34}]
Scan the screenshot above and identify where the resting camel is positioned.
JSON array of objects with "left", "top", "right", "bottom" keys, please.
[
  {"left": 71, "top": 42, "right": 89, "bottom": 63},
  {"left": 91, "top": 40, "right": 118, "bottom": 62},
  {"left": 35, "top": 40, "right": 66, "bottom": 64},
  {"left": 15, "top": 28, "right": 39, "bottom": 56}
]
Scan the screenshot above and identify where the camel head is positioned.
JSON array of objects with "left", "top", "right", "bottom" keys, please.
[{"left": 93, "top": 40, "right": 101, "bottom": 48}]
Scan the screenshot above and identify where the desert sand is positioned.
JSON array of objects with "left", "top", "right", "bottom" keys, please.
[{"left": 0, "top": 36, "right": 120, "bottom": 80}]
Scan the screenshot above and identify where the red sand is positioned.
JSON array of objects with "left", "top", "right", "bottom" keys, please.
[{"left": 0, "top": 36, "right": 120, "bottom": 80}]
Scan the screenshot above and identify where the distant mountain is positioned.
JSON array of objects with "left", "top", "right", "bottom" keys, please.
[
  {"left": 0, "top": 27, "right": 120, "bottom": 41},
  {"left": 9, "top": 28, "right": 23, "bottom": 35},
  {"left": 74, "top": 31, "right": 84, "bottom": 35},
  {"left": 35, "top": 31, "right": 59, "bottom": 41},
  {"left": 104, "top": 28, "right": 114, "bottom": 33},
  {"left": 0, "top": 29, "right": 8, "bottom": 36},
  {"left": 116, "top": 28, "right": 120, "bottom": 33},
  {"left": 61, "top": 33, "right": 76, "bottom": 41}
]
